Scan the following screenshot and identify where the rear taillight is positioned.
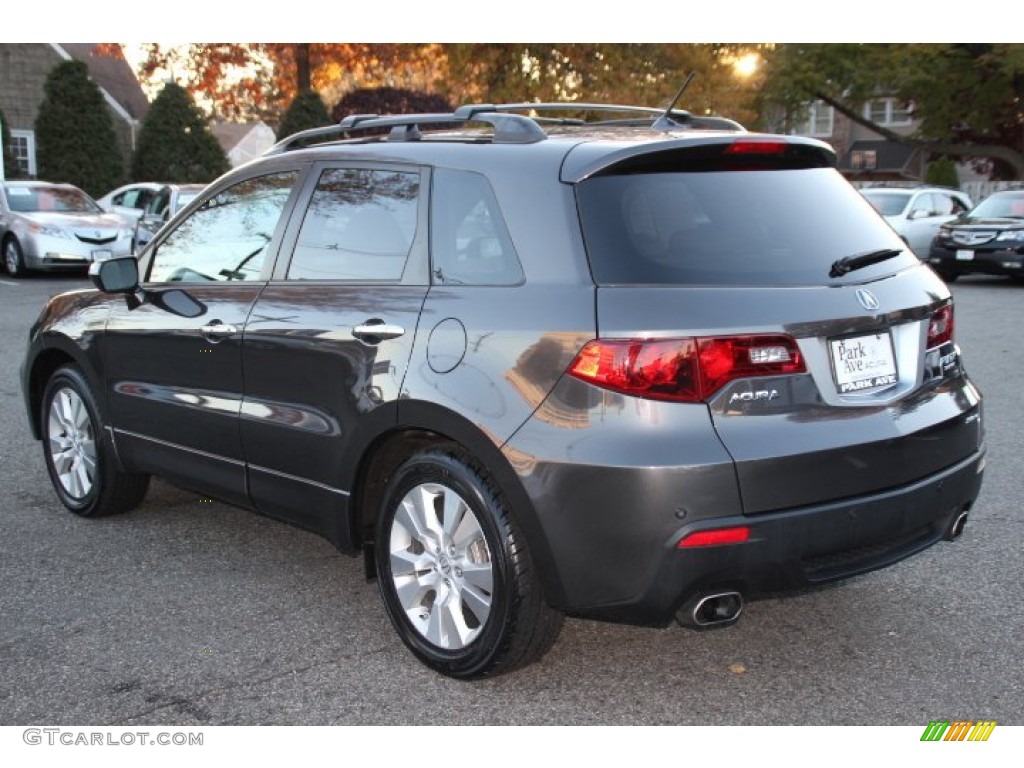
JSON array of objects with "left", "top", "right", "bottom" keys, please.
[
  {"left": 927, "top": 304, "right": 955, "bottom": 348},
  {"left": 568, "top": 334, "right": 805, "bottom": 402}
]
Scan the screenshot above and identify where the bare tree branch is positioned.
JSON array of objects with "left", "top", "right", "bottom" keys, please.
[{"left": 814, "top": 90, "right": 1024, "bottom": 179}]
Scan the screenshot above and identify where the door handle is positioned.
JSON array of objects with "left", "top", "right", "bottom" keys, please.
[
  {"left": 352, "top": 320, "right": 405, "bottom": 344},
  {"left": 201, "top": 320, "right": 238, "bottom": 343}
]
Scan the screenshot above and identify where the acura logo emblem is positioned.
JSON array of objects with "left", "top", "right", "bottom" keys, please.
[{"left": 856, "top": 289, "right": 880, "bottom": 311}]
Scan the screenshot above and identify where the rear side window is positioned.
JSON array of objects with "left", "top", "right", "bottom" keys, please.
[
  {"left": 578, "top": 167, "right": 916, "bottom": 286},
  {"left": 430, "top": 169, "right": 524, "bottom": 285},
  {"left": 288, "top": 168, "right": 419, "bottom": 281}
]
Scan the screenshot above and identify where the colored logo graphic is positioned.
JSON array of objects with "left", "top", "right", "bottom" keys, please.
[{"left": 920, "top": 720, "right": 997, "bottom": 742}]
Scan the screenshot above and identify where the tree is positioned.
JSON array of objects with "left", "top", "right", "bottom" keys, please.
[
  {"left": 132, "top": 82, "right": 229, "bottom": 183},
  {"left": 760, "top": 44, "right": 1024, "bottom": 179},
  {"left": 138, "top": 43, "right": 443, "bottom": 121},
  {"left": 34, "top": 60, "right": 123, "bottom": 196},
  {"left": 441, "top": 43, "right": 764, "bottom": 125},
  {"left": 137, "top": 44, "right": 764, "bottom": 127},
  {"left": 331, "top": 87, "right": 453, "bottom": 122},
  {"left": 1, "top": 107, "right": 21, "bottom": 179},
  {"left": 276, "top": 89, "right": 332, "bottom": 140},
  {"left": 925, "top": 157, "right": 960, "bottom": 188}
]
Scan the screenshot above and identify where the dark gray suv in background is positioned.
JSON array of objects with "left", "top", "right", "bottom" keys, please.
[{"left": 21, "top": 103, "right": 985, "bottom": 678}]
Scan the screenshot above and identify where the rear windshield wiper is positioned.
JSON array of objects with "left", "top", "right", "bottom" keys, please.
[{"left": 829, "top": 248, "right": 903, "bottom": 278}]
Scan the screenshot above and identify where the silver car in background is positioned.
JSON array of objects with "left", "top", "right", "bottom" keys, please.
[
  {"left": 860, "top": 186, "right": 972, "bottom": 257},
  {"left": 1, "top": 181, "right": 134, "bottom": 277},
  {"left": 132, "top": 183, "right": 208, "bottom": 253}
]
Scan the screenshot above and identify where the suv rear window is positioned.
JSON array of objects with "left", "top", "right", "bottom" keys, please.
[{"left": 578, "top": 168, "right": 916, "bottom": 286}]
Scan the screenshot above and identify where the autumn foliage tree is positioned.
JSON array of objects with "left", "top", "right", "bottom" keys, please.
[
  {"left": 138, "top": 43, "right": 764, "bottom": 127},
  {"left": 35, "top": 60, "right": 124, "bottom": 196},
  {"left": 132, "top": 82, "right": 229, "bottom": 183},
  {"left": 331, "top": 87, "right": 452, "bottom": 121},
  {"left": 276, "top": 89, "right": 332, "bottom": 140}
]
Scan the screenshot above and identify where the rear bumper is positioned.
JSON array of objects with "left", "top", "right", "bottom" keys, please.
[
  {"left": 504, "top": 373, "right": 986, "bottom": 626},
  {"left": 581, "top": 447, "right": 985, "bottom": 626}
]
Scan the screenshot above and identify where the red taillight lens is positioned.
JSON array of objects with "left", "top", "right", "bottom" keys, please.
[
  {"left": 927, "top": 304, "right": 954, "bottom": 348},
  {"left": 725, "top": 140, "right": 789, "bottom": 155},
  {"left": 678, "top": 526, "right": 751, "bottom": 548},
  {"left": 568, "top": 338, "right": 700, "bottom": 402},
  {"left": 568, "top": 335, "right": 804, "bottom": 402}
]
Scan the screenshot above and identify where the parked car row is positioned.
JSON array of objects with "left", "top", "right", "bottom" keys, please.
[
  {"left": 861, "top": 185, "right": 1024, "bottom": 282},
  {"left": 1, "top": 180, "right": 209, "bottom": 277}
]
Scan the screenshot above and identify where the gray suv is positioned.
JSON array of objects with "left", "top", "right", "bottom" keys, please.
[{"left": 21, "top": 103, "right": 985, "bottom": 678}]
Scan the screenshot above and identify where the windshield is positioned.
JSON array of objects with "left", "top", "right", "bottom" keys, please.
[
  {"left": 970, "top": 192, "right": 1024, "bottom": 219},
  {"left": 861, "top": 191, "right": 911, "bottom": 216},
  {"left": 4, "top": 185, "right": 102, "bottom": 214},
  {"left": 578, "top": 167, "right": 915, "bottom": 287}
]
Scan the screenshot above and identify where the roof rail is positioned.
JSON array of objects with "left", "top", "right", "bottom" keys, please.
[
  {"left": 265, "top": 100, "right": 744, "bottom": 156},
  {"left": 266, "top": 110, "right": 548, "bottom": 154},
  {"left": 463, "top": 102, "right": 743, "bottom": 131}
]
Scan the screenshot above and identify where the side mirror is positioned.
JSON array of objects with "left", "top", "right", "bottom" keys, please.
[
  {"left": 89, "top": 256, "right": 139, "bottom": 294},
  {"left": 88, "top": 256, "right": 205, "bottom": 319}
]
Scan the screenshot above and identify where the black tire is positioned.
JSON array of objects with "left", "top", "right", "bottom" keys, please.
[
  {"left": 41, "top": 365, "right": 150, "bottom": 517},
  {"left": 375, "top": 445, "right": 562, "bottom": 679},
  {"left": 3, "top": 236, "right": 27, "bottom": 277},
  {"left": 936, "top": 269, "right": 960, "bottom": 283}
]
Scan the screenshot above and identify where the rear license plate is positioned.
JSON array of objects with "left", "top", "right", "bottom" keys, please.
[
  {"left": 92, "top": 250, "right": 113, "bottom": 262},
  {"left": 956, "top": 249, "right": 975, "bottom": 261},
  {"left": 830, "top": 332, "right": 898, "bottom": 393}
]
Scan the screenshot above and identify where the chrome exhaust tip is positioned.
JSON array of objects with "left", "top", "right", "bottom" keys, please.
[
  {"left": 945, "top": 510, "right": 969, "bottom": 541},
  {"left": 678, "top": 591, "right": 744, "bottom": 629}
]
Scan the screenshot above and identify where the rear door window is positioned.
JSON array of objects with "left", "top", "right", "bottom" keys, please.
[
  {"left": 287, "top": 168, "right": 420, "bottom": 281},
  {"left": 577, "top": 167, "right": 915, "bottom": 286}
]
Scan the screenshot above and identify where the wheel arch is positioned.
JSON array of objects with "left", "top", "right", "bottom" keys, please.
[
  {"left": 348, "top": 400, "right": 567, "bottom": 609},
  {"left": 25, "top": 339, "right": 106, "bottom": 441}
]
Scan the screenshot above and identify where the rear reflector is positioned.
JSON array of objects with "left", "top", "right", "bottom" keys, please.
[
  {"left": 927, "top": 303, "right": 954, "bottom": 348},
  {"left": 678, "top": 526, "right": 751, "bottom": 548},
  {"left": 568, "top": 334, "right": 804, "bottom": 403}
]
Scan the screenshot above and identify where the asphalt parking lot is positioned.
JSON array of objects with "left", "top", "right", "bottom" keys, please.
[{"left": 0, "top": 272, "right": 1021, "bottom": 726}]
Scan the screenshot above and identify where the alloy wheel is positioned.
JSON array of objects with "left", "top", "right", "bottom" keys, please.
[{"left": 387, "top": 482, "right": 494, "bottom": 650}]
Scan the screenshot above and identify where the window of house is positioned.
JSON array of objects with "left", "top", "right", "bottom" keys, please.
[
  {"left": 849, "top": 150, "right": 878, "bottom": 171},
  {"left": 790, "top": 101, "right": 833, "bottom": 137},
  {"left": 9, "top": 130, "right": 36, "bottom": 177},
  {"left": 864, "top": 98, "right": 912, "bottom": 127},
  {"left": 288, "top": 168, "right": 420, "bottom": 281},
  {"left": 148, "top": 171, "right": 298, "bottom": 283}
]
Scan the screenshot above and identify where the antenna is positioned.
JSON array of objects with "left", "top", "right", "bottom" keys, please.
[{"left": 652, "top": 72, "right": 696, "bottom": 132}]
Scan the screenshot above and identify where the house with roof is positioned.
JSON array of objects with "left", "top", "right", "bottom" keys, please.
[
  {"left": 784, "top": 97, "right": 985, "bottom": 184},
  {"left": 0, "top": 43, "right": 148, "bottom": 179},
  {"left": 212, "top": 121, "right": 276, "bottom": 168}
]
